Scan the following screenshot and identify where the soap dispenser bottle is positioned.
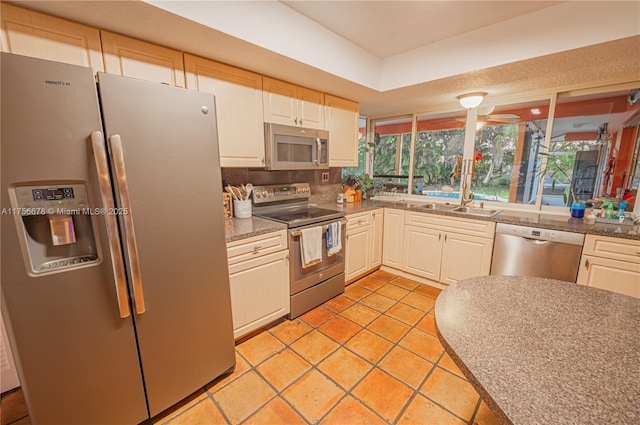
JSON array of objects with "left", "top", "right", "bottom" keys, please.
[{"left": 617, "top": 200, "right": 627, "bottom": 221}]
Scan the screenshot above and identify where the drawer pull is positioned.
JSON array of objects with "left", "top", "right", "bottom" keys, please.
[
  {"left": 252, "top": 245, "right": 263, "bottom": 252},
  {"left": 585, "top": 258, "right": 590, "bottom": 269}
]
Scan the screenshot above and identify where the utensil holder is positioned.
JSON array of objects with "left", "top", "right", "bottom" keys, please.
[{"left": 233, "top": 199, "right": 252, "bottom": 219}]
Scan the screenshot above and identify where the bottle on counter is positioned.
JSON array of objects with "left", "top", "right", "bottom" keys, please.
[{"left": 617, "top": 200, "right": 627, "bottom": 221}]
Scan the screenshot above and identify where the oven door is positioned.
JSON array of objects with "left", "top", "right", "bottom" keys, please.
[{"left": 289, "top": 219, "right": 345, "bottom": 295}]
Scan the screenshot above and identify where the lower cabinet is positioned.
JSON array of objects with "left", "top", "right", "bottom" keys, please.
[
  {"left": 345, "top": 209, "right": 383, "bottom": 283},
  {"left": 577, "top": 234, "right": 640, "bottom": 298},
  {"left": 403, "top": 225, "right": 442, "bottom": 281},
  {"left": 439, "top": 231, "right": 494, "bottom": 285},
  {"left": 227, "top": 230, "right": 290, "bottom": 339},
  {"left": 382, "top": 209, "right": 405, "bottom": 269},
  {"left": 387, "top": 210, "right": 495, "bottom": 285}
]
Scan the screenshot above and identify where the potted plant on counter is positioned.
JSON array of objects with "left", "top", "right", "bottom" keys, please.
[{"left": 342, "top": 173, "right": 380, "bottom": 200}]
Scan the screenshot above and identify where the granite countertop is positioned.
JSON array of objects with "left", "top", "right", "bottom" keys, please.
[
  {"left": 317, "top": 199, "right": 640, "bottom": 240},
  {"left": 434, "top": 275, "right": 640, "bottom": 425},
  {"left": 224, "top": 216, "right": 287, "bottom": 243}
]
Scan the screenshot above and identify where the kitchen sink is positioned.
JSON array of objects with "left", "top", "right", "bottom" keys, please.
[
  {"left": 412, "top": 203, "right": 458, "bottom": 211},
  {"left": 451, "top": 206, "right": 502, "bottom": 217}
]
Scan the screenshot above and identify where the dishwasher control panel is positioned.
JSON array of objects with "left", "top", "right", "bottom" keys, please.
[{"left": 495, "top": 223, "right": 585, "bottom": 245}]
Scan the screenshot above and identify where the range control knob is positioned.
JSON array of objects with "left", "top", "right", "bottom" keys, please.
[
  {"left": 256, "top": 192, "right": 262, "bottom": 199},
  {"left": 262, "top": 191, "right": 269, "bottom": 198}
]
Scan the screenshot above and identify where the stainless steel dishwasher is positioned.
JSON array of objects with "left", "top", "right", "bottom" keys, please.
[{"left": 490, "top": 223, "right": 585, "bottom": 282}]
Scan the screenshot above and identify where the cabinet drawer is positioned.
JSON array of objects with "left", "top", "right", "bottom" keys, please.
[
  {"left": 346, "top": 211, "right": 371, "bottom": 230},
  {"left": 405, "top": 211, "right": 495, "bottom": 238},
  {"left": 227, "top": 230, "right": 287, "bottom": 265},
  {"left": 582, "top": 234, "right": 640, "bottom": 264}
]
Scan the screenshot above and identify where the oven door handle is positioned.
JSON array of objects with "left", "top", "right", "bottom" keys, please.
[{"left": 290, "top": 220, "right": 345, "bottom": 237}]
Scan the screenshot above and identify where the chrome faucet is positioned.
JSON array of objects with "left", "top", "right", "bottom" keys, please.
[{"left": 460, "top": 169, "right": 474, "bottom": 206}]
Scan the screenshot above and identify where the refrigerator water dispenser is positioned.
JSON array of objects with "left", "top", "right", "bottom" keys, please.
[{"left": 12, "top": 184, "right": 99, "bottom": 274}]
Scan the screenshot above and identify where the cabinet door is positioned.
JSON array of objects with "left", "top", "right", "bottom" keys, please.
[
  {"left": 298, "top": 87, "right": 325, "bottom": 129},
  {"left": 346, "top": 226, "right": 371, "bottom": 283},
  {"left": 370, "top": 209, "right": 384, "bottom": 269},
  {"left": 326, "top": 94, "right": 359, "bottom": 167},
  {"left": 101, "top": 31, "right": 185, "bottom": 86},
  {"left": 1, "top": 3, "right": 104, "bottom": 72},
  {"left": 382, "top": 209, "right": 405, "bottom": 268},
  {"left": 440, "top": 232, "right": 493, "bottom": 285},
  {"left": 184, "top": 54, "right": 265, "bottom": 167},
  {"left": 577, "top": 255, "right": 640, "bottom": 298},
  {"left": 228, "top": 250, "right": 290, "bottom": 339},
  {"left": 263, "top": 77, "right": 298, "bottom": 126},
  {"left": 403, "top": 225, "right": 442, "bottom": 281}
]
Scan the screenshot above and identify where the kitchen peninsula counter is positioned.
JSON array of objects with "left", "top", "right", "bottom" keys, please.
[
  {"left": 318, "top": 199, "right": 640, "bottom": 240},
  {"left": 435, "top": 275, "right": 640, "bottom": 425}
]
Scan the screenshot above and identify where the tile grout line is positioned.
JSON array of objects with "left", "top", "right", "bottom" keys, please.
[
  {"left": 200, "top": 272, "right": 477, "bottom": 425},
  {"left": 340, "top": 276, "right": 480, "bottom": 424},
  {"left": 305, "top": 274, "right": 435, "bottom": 423}
]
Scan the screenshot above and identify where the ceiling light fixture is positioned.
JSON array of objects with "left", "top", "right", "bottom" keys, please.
[{"left": 457, "top": 92, "right": 487, "bottom": 109}]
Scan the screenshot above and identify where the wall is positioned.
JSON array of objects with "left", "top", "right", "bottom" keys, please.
[{"left": 222, "top": 167, "right": 342, "bottom": 205}]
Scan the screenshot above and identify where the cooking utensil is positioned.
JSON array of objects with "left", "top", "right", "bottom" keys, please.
[
  {"left": 225, "top": 185, "right": 238, "bottom": 200},
  {"left": 232, "top": 185, "right": 243, "bottom": 201},
  {"left": 244, "top": 184, "right": 253, "bottom": 200}
]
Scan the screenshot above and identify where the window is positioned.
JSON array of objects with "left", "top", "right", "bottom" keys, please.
[
  {"left": 413, "top": 112, "right": 466, "bottom": 199},
  {"left": 372, "top": 117, "right": 412, "bottom": 193},
  {"left": 472, "top": 100, "right": 550, "bottom": 205},
  {"left": 538, "top": 89, "right": 640, "bottom": 207}
]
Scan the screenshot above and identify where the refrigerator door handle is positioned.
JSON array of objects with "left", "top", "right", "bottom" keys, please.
[
  {"left": 108, "top": 134, "right": 146, "bottom": 315},
  {"left": 90, "top": 131, "right": 131, "bottom": 319}
]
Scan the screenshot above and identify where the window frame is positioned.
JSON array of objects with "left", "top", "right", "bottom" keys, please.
[{"left": 362, "top": 81, "right": 640, "bottom": 214}]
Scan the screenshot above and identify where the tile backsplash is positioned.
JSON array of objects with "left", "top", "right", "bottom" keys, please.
[{"left": 221, "top": 168, "right": 342, "bottom": 204}]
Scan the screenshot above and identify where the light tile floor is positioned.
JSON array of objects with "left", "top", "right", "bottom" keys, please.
[{"left": 0, "top": 271, "right": 501, "bottom": 425}]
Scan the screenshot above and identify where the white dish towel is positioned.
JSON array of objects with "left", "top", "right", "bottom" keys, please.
[
  {"left": 300, "top": 226, "right": 322, "bottom": 268},
  {"left": 327, "top": 221, "right": 342, "bottom": 256}
]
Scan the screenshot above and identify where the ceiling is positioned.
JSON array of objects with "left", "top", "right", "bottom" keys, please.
[
  {"left": 281, "top": 1, "right": 560, "bottom": 59},
  {"left": 14, "top": 1, "right": 640, "bottom": 118}
]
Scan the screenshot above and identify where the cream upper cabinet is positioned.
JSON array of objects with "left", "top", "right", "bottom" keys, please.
[
  {"left": 100, "top": 31, "right": 185, "bottom": 86},
  {"left": 382, "top": 209, "right": 405, "bottom": 269},
  {"left": 184, "top": 54, "right": 265, "bottom": 167},
  {"left": 263, "top": 77, "right": 324, "bottom": 129},
  {"left": 325, "top": 94, "right": 359, "bottom": 167},
  {"left": 1, "top": 3, "right": 104, "bottom": 72},
  {"left": 577, "top": 235, "right": 640, "bottom": 298}
]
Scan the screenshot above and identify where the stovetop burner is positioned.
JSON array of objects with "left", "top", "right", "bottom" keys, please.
[
  {"left": 254, "top": 206, "right": 345, "bottom": 228},
  {"left": 250, "top": 183, "right": 345, "bottom": 228}
]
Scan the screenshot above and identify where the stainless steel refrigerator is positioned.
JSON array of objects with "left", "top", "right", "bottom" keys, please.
[{"left": 1, "top": 53, "right": 235, "bottom": 424}]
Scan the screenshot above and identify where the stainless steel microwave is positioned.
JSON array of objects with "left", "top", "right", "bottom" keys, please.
[{"left": 264, "top": 123, "right": 329, "bottom": 170}]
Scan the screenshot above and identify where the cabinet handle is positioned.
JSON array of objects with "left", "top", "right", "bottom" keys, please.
[
  {"left": 294, "top": 118, "right": 298, "bottom": 125},
  {"left": 444, "top": 234, "right": 447, "bottom": 242},
  {"left": 252, "top": 245, "right": 262, "bottom": 253},
  {"left": 300, "top": 118, "right": 303, "bottom": 125},
  {"left": 438, "top": 233, "right": 442, "bottom": 241},
  {"left": 585, "top": 258, "right": 590, "bottom": 269}
]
